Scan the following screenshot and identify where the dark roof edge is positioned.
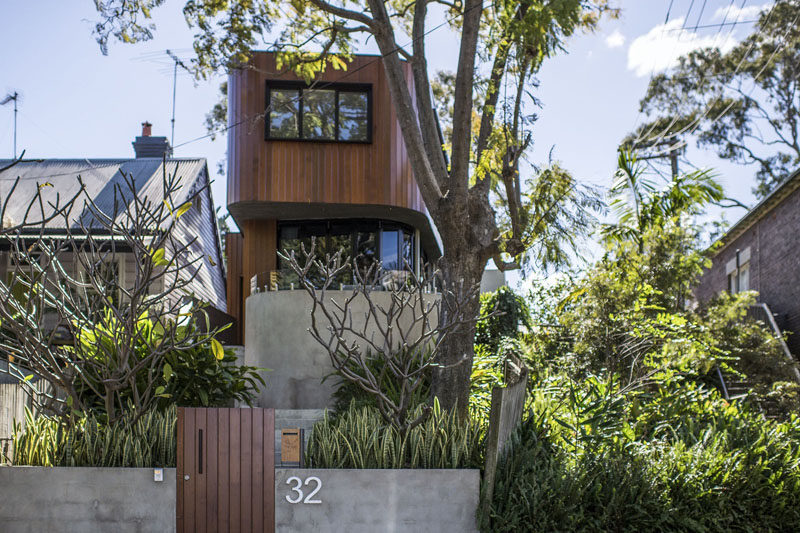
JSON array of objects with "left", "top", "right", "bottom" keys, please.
[{"left": 712, "top": 167, "right": 800, "bottom": 256}]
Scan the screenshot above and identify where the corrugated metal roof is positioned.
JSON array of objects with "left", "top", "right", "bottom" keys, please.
[
  {"left": 0, "top": 158, "right": 227, "bottom": 311},
  {"left": 0, "top": 158, "right": 206, "bottom": 229}
]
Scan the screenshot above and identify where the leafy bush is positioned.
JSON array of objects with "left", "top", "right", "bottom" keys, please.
[
  {"left": 12, "top": 406, "right": 176, "bottom": 467},
  {"left": 74, "top": 312, "right": 264, "bottom": 416},
  {"left": 480, "top": 379, "right": 800, "bottom": 532},
  {"left": 160, "top": 343, "right": 264, "bottom": 409},
  {"left": 306, "top": 401, "right": 483, "bottom": 469},
  {"left": 326, "top": 350, "right": 431, "bottom": 417},
  {"left": 475, "top": 286, "right": 531, "bottom": 351}
]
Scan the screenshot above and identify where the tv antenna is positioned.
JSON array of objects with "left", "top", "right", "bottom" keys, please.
[
  {"left": 166, "top": 50, "right": 189, "bottom": 152},
  {"left": 1, "top": 91, "right": 19, "bottom": 158}
]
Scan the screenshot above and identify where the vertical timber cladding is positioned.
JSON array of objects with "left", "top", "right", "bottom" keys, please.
[{"left": 177, "top": 407, "right": 275, "bottom": 532}]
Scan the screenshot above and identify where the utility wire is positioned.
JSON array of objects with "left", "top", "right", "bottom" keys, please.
[
  {"left": 3, "top": 2, "right": 488, "bottom": 178},
  {"left": 173, "top": 0, "right": 489, "bottom": 149},
  {"left": 643, "top": 3, "right": 795, "bottom": 159},
  {"left": 633, "top": 0, "right": 747, "bottom": 147}
]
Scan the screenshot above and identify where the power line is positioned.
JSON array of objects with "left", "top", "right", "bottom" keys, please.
[
  {"left": 635, "top": 0, "right": 778, "bottom": 148},
  {"left": 643, "top": 3, "right": 795, "bottom": 159},
  {"left": 4, "top": 1, "right": 488, "bottom": 177}
]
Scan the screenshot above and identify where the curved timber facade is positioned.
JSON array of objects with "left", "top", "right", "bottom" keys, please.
[{"left": 225, "top": 52, "right": 439, "bottom": 341}]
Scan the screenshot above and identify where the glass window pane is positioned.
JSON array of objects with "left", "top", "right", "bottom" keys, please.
[
  {"left": 739, "top": 263, "right": 750, "bottom": 292},
  {"left": 402, "top": 231, "right": 414, "bottom": 271},
  {"left": 338, "top": 91, "right": 369, "bottom": 141},
  {"left": 381, "top": 230, "right": 400, "bottom": 271},
  {"left": 302, "top": 89, "right": 336, "bottom": 140},
  {"left": 355, "top": 230, "right": 377, "bottom": 280},
  {"left": 269, "top": 89, "right": 299, "bottom": 138}
]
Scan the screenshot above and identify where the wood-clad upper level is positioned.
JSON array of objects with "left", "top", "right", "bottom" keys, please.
[{"left": 227, "top": 52, "right": 427, "bottom": 220}]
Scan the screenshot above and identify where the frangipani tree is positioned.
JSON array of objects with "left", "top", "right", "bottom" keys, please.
[{"left": 91, "top": 0, "right": 617, "bottom": 414}]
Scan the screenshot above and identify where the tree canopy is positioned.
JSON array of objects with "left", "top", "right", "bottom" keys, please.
[
  {"left": 627, "top": 1, "right": 800, "bottom": 198},
  {"left": 91, "top": 0, "right": 617, "bottom": 413}
]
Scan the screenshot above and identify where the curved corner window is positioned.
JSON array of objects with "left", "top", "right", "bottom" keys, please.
[
  {"left": 266, "top": 83, "right": 371, "bottom": 143},
  {"left": 277, "top": 220, "right": 418, "bottom": 289}
]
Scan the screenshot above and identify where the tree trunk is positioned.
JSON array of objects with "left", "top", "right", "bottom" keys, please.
[{"left": 431, "top": 241, "right": 486, "bottom": 418}]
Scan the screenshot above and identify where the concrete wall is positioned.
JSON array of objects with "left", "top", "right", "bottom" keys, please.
[
  {"left": 245, "top": 290, "right": 439, "bottom": 409},
  {"left": 0, "top": 467, "right": 176, "bottom": 532},
  {"left": 275, "top": 468, "right": 479, "bottom": 532},
  {"left": 0, "top": 466, "right": 478, "bottom": 532}
]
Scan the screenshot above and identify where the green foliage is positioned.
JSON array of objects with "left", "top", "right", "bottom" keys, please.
[
  {"left": 74, "top": 312, "right": 264, "bottom": 416},
  {"left": 306, "top": 401, "right": 483, "bottom": 469},
  {"left": 12, "top": 406, "right": 176, "bottom": 467},
  {"left": 481, "top": 378, "right": 800, "bottom": 532},
  {"left": 475, "top": 286, "right": 531, "bottom": 351},
  {"left": 630, "top": 1, "right": 800, "bottom": 198},
  {"left": 160, "top": 343, "right": 265, "bottom": 409},
  {"left": 326, "top": 351, "right": 431, "bottom": 417}
]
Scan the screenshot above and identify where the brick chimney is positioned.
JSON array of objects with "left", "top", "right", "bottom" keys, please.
[{"left": 132, "top": 121, "right": 171, "bottom": 158}]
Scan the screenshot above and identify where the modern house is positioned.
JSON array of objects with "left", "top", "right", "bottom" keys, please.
[
  {"left": 223, "top": 52, "right": 512, "bottom": 408},
  {"left": 224, "top": 52, "right": 444, "bottom": 345},
  {"left": 695, "top": 168, "right": 800, "bottom": 356},
  {"left": 0, "top": 124, "right": 228, "bottom": 318}
]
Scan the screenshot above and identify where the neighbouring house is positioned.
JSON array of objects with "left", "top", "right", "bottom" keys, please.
[
  {"left": 695, "top": 167, "right": 800, "bottom": 356},
  {"left": 0, "top": 124, "right": 228, "bottom": 318},
  {"left": 225, "top": 52, "right": 502, "bottom": 408}
]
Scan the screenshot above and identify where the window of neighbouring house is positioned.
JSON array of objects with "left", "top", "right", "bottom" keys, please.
[
  {"left": 726, "top": 247, "right": 751, "bottom": 294},
  {"left": 266, "top": 83, "right": 371, "bottom": 142}
]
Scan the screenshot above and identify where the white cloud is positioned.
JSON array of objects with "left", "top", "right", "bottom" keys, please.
[
  {"left": 627, "top": 18, "right": 737, "bottom": 77},
  {"left": 713, "top": 3, "right": 770, "bottom": 23},
  {"left": 605, "top": 30, "right": 626, "bottom": 49}
]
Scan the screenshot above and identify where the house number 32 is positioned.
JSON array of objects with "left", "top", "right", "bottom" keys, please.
[{"left": 285, "top": 476, "right": 322, "bottom": 504}]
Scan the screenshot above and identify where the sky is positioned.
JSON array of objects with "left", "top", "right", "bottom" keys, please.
[{"left": 0, "top": 0, "right": 775, "bottom": 287}]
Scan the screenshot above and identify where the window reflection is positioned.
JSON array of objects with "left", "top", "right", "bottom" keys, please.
[
  {"left": 338, "top": 92, "right": 369, "bottom": 141},
  {"left": 277, "top": 220, "right": 418, "bottom": 289},
  {"left": 267, "top": 85, "right": 369, "bottom": 142},
  {"left": 269, "top": 89, "right": 300, "bottom": 138},
  {"left": 302, "top": 89, "right": 336, "bottom": 140}
]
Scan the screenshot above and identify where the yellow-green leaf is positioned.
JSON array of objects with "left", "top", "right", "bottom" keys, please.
[
  {"left": 211, "top": 338, "right": 224, "bottom": 360},
  {"left": 175, "top": 201, "right": 192, "bottom": 218}
]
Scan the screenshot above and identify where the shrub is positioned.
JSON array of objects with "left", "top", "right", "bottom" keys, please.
[
  {"left": 325, "top": 350, "right": 431, "bottom": 417},
  {"left": 475, "top": 286, "right": 531, "bottom": 351},
  {"left": 12, "top": 406, "right": 176, "bottom": 467},
  {"left": 306, "top": 401, "right": 483, "bottom": 469},
  {"left": 480, "top": 380, "right": 800, "bottom": 532},
  {"left": 74, "top": 313, "right": 264, "bottom": 416}
]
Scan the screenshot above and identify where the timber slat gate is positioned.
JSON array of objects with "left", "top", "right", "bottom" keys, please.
[{"left": 178, "top": 407, "right": 275, "bottom": 532}]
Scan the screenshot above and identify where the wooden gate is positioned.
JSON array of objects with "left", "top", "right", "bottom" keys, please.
[{"left": 177, "top": 408, "right": 275, "bottom": 532}]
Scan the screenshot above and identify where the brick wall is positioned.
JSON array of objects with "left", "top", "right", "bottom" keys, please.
[{"left": 695, "top": 185, "right": 800, "bottom": 355}]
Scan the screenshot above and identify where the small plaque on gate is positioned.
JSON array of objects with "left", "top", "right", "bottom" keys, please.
[{"left": 282, "top": 429, "right": 302, "bottom": 465}]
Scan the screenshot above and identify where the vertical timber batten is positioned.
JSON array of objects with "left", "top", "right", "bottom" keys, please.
[{"left": 177, "top": 407, "right": 275, "bottom": 532}]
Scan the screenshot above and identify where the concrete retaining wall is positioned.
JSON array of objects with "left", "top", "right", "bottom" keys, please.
[
  {"left": 246, "top": 290, "right": 439, "bottom": 409},
  {"left": 275, "top": 468, "right": 480, "bottom": 532},
  {"left": 0, "top": 466, "right": 478, "bottom": 532},
  {"left": 0, "top": 467, "right": 176, "bottom": 533}
]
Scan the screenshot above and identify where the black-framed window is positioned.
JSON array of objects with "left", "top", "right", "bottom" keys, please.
[
  {"left": 266, "top": 82, "right": 372, "bottom": 143},
  {"left": 276, "top": 219, "right": 417, "bottom": 289}
]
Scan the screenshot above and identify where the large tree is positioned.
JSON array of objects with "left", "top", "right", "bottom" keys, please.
[
  {"left": 628, "top": 1, "right": 800, "bottom": 199},
  {"left": 92, "top": 0, "right": 615, "bottom": 414}
]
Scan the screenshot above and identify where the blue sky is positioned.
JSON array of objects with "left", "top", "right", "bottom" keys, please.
[{"left": 0, "top": 1, "right": 772, "bottom": 282}]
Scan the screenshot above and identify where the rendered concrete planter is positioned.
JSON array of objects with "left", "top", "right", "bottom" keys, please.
[
  {"left": 275, "top": 468, "right": 480, "bottom": 532},
  {"left": 0, "top": 466, "right": 176, "bottom": 533},
  {"left": 0, "top": 466, "right": 479, "bottom": 532},
  {"left": 245, "top": 290, "right": 440, "bottom": 410}
]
